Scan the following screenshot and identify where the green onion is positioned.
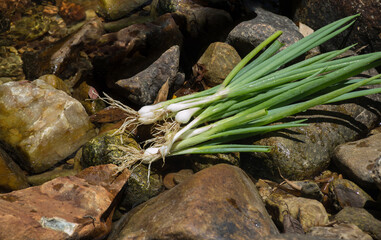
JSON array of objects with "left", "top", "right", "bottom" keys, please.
[{"left": 109, "top": 14, "right": 381, "bottom": 169}]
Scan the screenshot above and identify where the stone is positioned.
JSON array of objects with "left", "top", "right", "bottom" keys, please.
[
  {"left": 334, "top": 131, "right": 381, "bottom": 188},
  {"left": 308, "top": 223, "right": 373, "bottom": 240},
  {"left": 38, "top": 74, "right": 71, "bottom": 95},
  {"left": 0, "top": 46, "right": 24, "bottom": 82},
  {"left": 265, "top": 191, "right": 329, "bottom": 232},
  {"left": 0, "top": 146, "right": 29, "bottom": 192},
  {"left": 242, "top": 90, "right": 381, "bottom": 181},
  {"left": 372, "top": 156, "right": 381, "bottom": 190},
  {"left": 0, "top": 164, "right": 130, "bottom": 240},
  {"left": 108, "top": 164, "right": 279, "bottom": 239},
  {"left": 81, "top": 129, "right": 140, "bottom": 168},
  {"left": 195, "top": 42, "right": 241, "bottom": 87},
  {"left": 26, "top": 161, "right": 79, "bottom": 186},
  {"left": 293, "top": 0, "right": 381, "bottom": 54},
  {"left": 227, "top": 7, "right": 303, "bottom": 56},
  {"left": 262, "top": 233, "right": 339, "bottom": 240},
  {"left": 329, "top": 178, "right": 373, "bottom": 210},
  {"left": 97, "top": 0, "right": 150, "bottom": 20},
  {"left": 0, "top": 80, "right": 96, "bottom": 173},
  {"left": 188, "top": 152, "right": 240, "bottom": 172},
  {"left": 119, "top": 164, "right": 163, "bottom": 209},
  {"left": 72, "top": 81, "right": 106, "bottom": 115},
  {"left": 116, "top": 45, "right": 181, "bottom": 105},
  {"left": 334, "top": 207, "right": 381, "bottom": 240}
]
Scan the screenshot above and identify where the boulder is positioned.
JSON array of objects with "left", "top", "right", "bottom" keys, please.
[
  {"left": 0, "top": 146, "right": 29, "bottom": 192},
  {"left": 0, "top": 80, "right": 96, "bottom": 173},
  {"left": 108, "top": 164, "right": 279, "bottom": 240}
]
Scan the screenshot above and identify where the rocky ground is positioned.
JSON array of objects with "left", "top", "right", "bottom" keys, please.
[{"left": 0, "top": 0, "right": 381, "bottom": 239}]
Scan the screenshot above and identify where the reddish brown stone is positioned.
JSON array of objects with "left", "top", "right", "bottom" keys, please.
[{"left": 0, "top": 164, "right": 130, "bottom": 240}]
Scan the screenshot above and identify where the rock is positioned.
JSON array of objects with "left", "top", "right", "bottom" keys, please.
[
  {"left": 292, "top": 0, "right": 381, "bottom": 54},
  {"left": 26, "top": 161, "right": 79, "bottom": 186},
  {"left": 308, "top": 223, "right": 373, "bottom": 240},
  {"left": 72, "top": 81, "right": 106, "bottom": 115},
  {"left": 265, "top": 191, "right": 329, "bottom": 232},
  {"left": 81, "top": 129, "right": 140, "bottom": 168},
  {"left": 263, "top": 233, "right": 339, "bottom": 240},
  {"left": 334, "top": 131, "right": 381, "bottom": 189},
  {"left": 329, "top": 178, "right": 373, "bottom": 210},
  {"left": 103, "top": 12, "right": 154, "bottom": 32},
  {"left": 0, "top": 146, "right": 29, "bottom": 192},
  {"left": 243, "top": 89, "right": 381, "bottom": 181},
  {"left": 7, "top": 13, "right": 51, "bottom": 41},
  {"left": 91, "top": 13, "right": 183, "bottom": 89},
  {"left": 0, "top": 164, "right": 130, "bottom": 240},
  {"left": 195, "top": 42, "right": 241, "bottom": 87},
  {"left": 116, "top": 45, "right": 181, "bottom": 105},
  {"left": 334, "top": 207, "right": 381, "bottom": 240},
  {"left": 108, "top": 164, "right": 279, "bottom": 239},
  {"left": 163, "top": 168, "right": 194, "bottom": 189},
  {"left": 227, "top": 7, "right": 303, "bottom": 56},
  {"left": 97, "top": 0, "right": 150, "bottom": 20},
  {"left": 38, "top": 74, "right": 71, "bottom": 95},
  {"left": 0, "top": 46, "right": 24, "bottom": 82},
  {"left": 190, "top": 152, "right": 240, "bottom": 172},
  {"left": 0, "top": 79, "right": 96, "bottom": 173},
  {"left": 119, "top": 164, "right": 163, "bottom": 209},
  {"left": 372, "top": 156, "right": 381, "bottom": 190},
  {"left": 58, "top": 1, "right": 86, "bottom": 24}
]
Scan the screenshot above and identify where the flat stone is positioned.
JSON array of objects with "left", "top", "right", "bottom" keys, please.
[
  {"left": 308, "top": 223, "right": 373, "bottom": 240},
  {"left": 0, "top": 80, "right": 96, "bottom": 173},
  {"left": 108, "top": 164, "right": 279, "bottom": 240},
  {"left": 334, "top": 132, "right": 381, "bottom": 188},
  {"left": 0, "top": 164, "right": 130, "bottom": 240}
]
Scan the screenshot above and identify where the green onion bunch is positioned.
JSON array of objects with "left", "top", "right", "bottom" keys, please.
[{"left": 111, "top": 14, "right": 381, "bottom": 169}]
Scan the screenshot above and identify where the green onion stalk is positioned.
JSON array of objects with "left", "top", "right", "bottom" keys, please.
[{"left": 107, "top": 14, "right": 381, "bottom": 170}]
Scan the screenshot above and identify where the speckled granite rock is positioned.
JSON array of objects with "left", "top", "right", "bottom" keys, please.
[{"left": 0, "top": 80, "right": 96, "bottom": 173}]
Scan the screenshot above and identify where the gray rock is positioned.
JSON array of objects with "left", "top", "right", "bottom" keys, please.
[
  {"left": 0, "top": 80, "right": 96, "bottom": 173},
  {"left": 108, "top": 164, "right": 279, "bottom": 240},
  {"left": 334, "top": 207, "right": 381, "bottom": 240},
  {"left": 116, "top": 45, "right": 180, "bottom": 105},
  {"left": 227, "top": 7, "right": 303, "bottom": 56},
  {"left": 372, "top": 156, "right": 381, "bottom": 191},
  {"left": 293, "top": 0, "right": 381, "bottom": 53},
  {"left": 334, "top": 131, "right": 381, "bottom": 189}
]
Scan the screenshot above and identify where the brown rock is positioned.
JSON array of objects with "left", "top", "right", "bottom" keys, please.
[
  {"left": 195, "top": 42, "right": 241, "bottom": 87},
  {"left": 0, "top": 164, "right": 130, "bottom": 240},
  {"left": 108, "top": 164, "right": 279, "bottom": 240},
  {"left": 308, "top": 223, "right": 373, "bottom": 240},
  {"left": 334, "top": 132, "right": 381, "bottom": 188},
  {"left": 0, "top": 146, "right": 29, "bottom": 192}
]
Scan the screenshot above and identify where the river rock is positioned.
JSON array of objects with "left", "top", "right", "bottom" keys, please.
[
  {"left": 334, "top": 130, "right": 381, "bottom": 189},
  {"left": 334, "top": 207, "right": 381, "bottom": 240},
  {"left": 263, "top": 233, "right": 340, "bottom": 240},
  {"left": 108, "top": 164, "right": 279, "bottom": 240},
  {"left": 0, "top": 46, "right": 24, "bottom": 83},
  {"left": 308, "top": 223, "right": 373, "bottom": 240},
  {"left": 81, "top": 129, "right": 140, "bottom": 168},
  {"left": 227, "top": 7, "right": 303, "bottom": 56},
  {"left": 116, "top": 45, "right": 181, "bottom": 105},
  {"left": 243, "top": 88, "right": 381, "bottom": 181},
  {"left": 372, "top": 156, "right": 381, "bottom": 191},
  {"left": 0, "top": 79, "right": 96, "bottom": 173},
  {"left": 292, "top": 0, "right": 381, "bottom": 53},
  {"left": 0, "top": 146, "right": 29, "bottom": 192},
  {"left": 0, "top": 164, "right": 130, "bottom": 240},
  {"left": 265, "top": 191, "right": 329, "bottom": 232},
  {"left": 98, "top": 0, "right": 150, "bottom": 20},
  {"left": 38, "top": 74, "right": 71, "bottom": 94},
  {"left": 195, "top": 42, "right": 241, "bottom": 87},
  {"left": 329, "top": 178, "right": 373, "bottom": 210},
  {"left": 119, "top": 164, "right": 163, "bottom": 209}
]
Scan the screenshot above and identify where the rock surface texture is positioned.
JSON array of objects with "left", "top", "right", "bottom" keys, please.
[
  {"left": 0, "top": 80, "right": 96, "bottom": 173},
  {"left": 108, "top": 164, "right": 279, "bottom": 240},
  {"left": 0, "top": 164, "right": 130, "bottom": 240}
]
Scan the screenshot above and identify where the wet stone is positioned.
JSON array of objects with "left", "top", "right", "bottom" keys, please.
[
  {"left": 97, "top": 0, "right": 150, "bottom": 20},
  {"left": 0, "top": 46, "right": 24, "bottom": 82},
  {"left": 308, "top": 223, "right": 373, "bottom": 240},
  {"left": 108, "top": 164, "right": 279, "bottom": 240},
  {"left": 334, "top": 207, "right": 381, "bottom": 240},
  {"left": 334, "top": 132, "right": 381, "bottom": 189},
  {"left": 0, "top": 146, "right": 29, "bottom": 192}
]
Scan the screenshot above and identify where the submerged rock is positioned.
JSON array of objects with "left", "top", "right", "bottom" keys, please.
[
  {"left": 0, "top": 164, "right": 130, "bottom": 240},
  {"left": 227, "top": 7, "right": 303, "bottom": 56},
  {"left": 0, "top": 146, "right": 29, "bottom": 192},
  {"left": 195, "top": 42, "right": 241, "bottom": 87},
  {"left": 116, "top": 45, "right": 181, "bottom": 105},
  {"left": 0, "top": 46, "right": 24, "bottom": 82},
  {"left": 308, "top": 223, "right": 373, "bottom": 240},
  {"left": 108, "top": 164, "right": 279, "bottom": 240},
  {"left": 0, "top": 80, "right": 96, "bottom": 173},
  {"left": 98, "top": 0, "right": 150, "bottom": 20},
  {"left": 372, "top": 156, "right": 381, "bottom": 191},
  {"left": 334, "top": 130, "right": 381, "bottom": 189},
  {"left": 334, "top": 207, "right": 381, "bottom": 240}
]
